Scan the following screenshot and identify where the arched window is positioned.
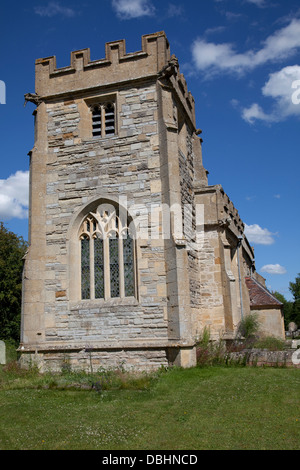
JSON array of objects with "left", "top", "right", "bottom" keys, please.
[{"left": 79, "top": 204, "right": 135, "bottom": 300}]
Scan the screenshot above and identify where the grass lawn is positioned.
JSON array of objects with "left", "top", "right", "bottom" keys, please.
[{"left": 0, "top": 365, "right": 299, "bottom": 450}]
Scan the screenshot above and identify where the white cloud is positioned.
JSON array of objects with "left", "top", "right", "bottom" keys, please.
[
  {"left": 245, "top": 0, "right": 266, "bottom": 7},
  {"left": 34, "top": 2, "right": 76, "bottom": 17},
  {"left": 215, "top": 0, "right": 266, "bottom": 5},
  {"left": 242, "top": 65, "right": 300, "bottom": 123},
  {"left": 244, "top": 223, "right": 276, "bottom": 245},
  {"left": 167, "top": 3, "right": 184, "bottom": 18},
  {"left": 204, "top": 26, "right": 226, "bottom": 36},
  {"left": 242, "top": 103, "right": 276, "bottom": 124},
  {"left": 191, "top": 18, "right": 300, "bottom": 77},
  {"left": 0, "top": 171, "right": 29, "bottom": 220},
  {"left": 192, "top": 40, "right": 251, "bottom": 76},
  {"left": 111, "top": 0, "right": 155, "bottom": 19},
  {"left": 261, "top": 264, "right": 287, "bottom": 275}
]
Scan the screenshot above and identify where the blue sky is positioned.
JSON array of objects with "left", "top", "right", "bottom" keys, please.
[{"left": 0, "top": 0, "right": 299, "bottom": 299}]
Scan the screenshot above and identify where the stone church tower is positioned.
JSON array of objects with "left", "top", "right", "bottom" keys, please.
[{"left": 20, "top": 32, "right": 284, "bottom": 371}]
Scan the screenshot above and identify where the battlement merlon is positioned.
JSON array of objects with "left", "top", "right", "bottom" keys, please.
[
  {"left": 35, "top": 32, "right": 170, "bottom": 96},
  {"left": 35, "top": 32, "right": 169, "bottom": 97},
  {"left": 33, "top": 31, "right": 196, "bottom": 128}
]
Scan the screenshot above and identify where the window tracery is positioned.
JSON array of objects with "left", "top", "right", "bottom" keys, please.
[{"left": 79, "top": 205, "right": 135, "bottom": 300}]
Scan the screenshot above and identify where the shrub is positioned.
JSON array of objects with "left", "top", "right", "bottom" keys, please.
[
  {"left": 253, "top": 336, "right": 286, "bottom": 351},
  {"left": 196, "top": 327, "right": 227, "bottom": 366},
  {"left": 236, "top": 313, "right": 260, "bottom": 340}
]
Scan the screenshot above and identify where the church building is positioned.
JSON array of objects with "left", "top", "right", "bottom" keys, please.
[{"left": 20, "top": 32, "right": 284, "bottom": 371}]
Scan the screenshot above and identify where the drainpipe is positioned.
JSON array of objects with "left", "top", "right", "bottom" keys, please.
[
  {"left": 237, "top": 235, "right": 244, "bottom": 320},
  {"left": 251, "top": 261, "right": 255, "bottom": 278}
]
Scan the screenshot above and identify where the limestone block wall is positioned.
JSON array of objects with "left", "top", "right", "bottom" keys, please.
[
  {"left": 198, "top": 229, "right": 225, "bottom": 339},
  {"left": 21, "top": 76, "right": 178, "bottom": 368},
  {"left": 21, "top": 31, "right": 268, "bottom": 371},
  {"left": 193, "top": 185, "right": 255, "bottom": 341},
  {"left": 252, "top": 308, "right": 285, "bottom": 339},
  {"left": 20, "top": 348, "right": 169, "bottom": 373},
  {"left": 44, "top": 82, "right": 170, "bottom": 345},
  {"left": 21, "top": 32, "right": 204, "bottom": 371},
  {"left": 178, "top": 131, "right": 199, "bottom": 309}
]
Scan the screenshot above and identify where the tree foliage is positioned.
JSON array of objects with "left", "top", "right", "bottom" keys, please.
[
  {"left": 0, "top": 222, "right": 28, "bottom": 343},
  {"left": 289, "top": 273, "right": 300, "bottom": 326},
  {"left": 272, "top": 291, "right": 294, "bottom": 330},
  {"left": 273, "top": 273, "right": 300, "bottom": 329}
]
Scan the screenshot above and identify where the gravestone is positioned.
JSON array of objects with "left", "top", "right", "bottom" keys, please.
[
  {"left": 0, "top": 340, "right": 6, "bottom": 365},
  {"left": 288, "top": 322, "right": 298, "bottom": 339}
]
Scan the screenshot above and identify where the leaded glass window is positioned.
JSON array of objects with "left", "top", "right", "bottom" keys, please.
[
  {"left": 81, "top": 236, "right": 90, "bottom": 300},
  {"left": 79, "top": 204, "right": 135, "bottom": 301},
  {"left": 94, "top": 236, "right": 104, "bottom": 299},
  {"left": 109, "top": 236, "right": 120, "bottom": 298},
  {"left": 123, "top": 234, "right": 134, "bottom": 297}
]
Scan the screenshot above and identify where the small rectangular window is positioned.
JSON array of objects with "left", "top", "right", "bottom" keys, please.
[
  {"left": 92, "top": 106, "right": 102, "bottom": 137},
  {"left": 105, "top": 103, "right": 115, "bottom": 135},
  {"left": 91, "top": 102, "right": 115, "bottom": 138}
]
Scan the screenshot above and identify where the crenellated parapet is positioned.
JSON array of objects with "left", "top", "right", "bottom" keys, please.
[
  {"left": 35, "top": 32, "right": 171, "bottom": 99},
  {"left": 218, "top": 186, "right": 245, "bottom": 234},
  {"left": 195, "top": 185, "right": 253, "bottom": 254},
  {"left": 195, "top": 185, "right": 244, "bottom": 232},
  {"left": 33, "top": 31, "right": 196, "bottom": 128},
  {"left": 158, "top": 54, "right": 196, "bottom": 129}
]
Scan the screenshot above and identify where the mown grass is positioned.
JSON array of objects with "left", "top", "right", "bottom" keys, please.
[{"left": 0, "top": 364, "right": 299, "bottom": 450}]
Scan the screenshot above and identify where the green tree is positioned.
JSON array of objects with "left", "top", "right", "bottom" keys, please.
[
  {"left": 289, "top": 273, "right": 300, "bottom": 326},
  {"left": 272, "top": 291, "right": 294, "bottom": 329},
  {"left": 0, "top": 222, "right": 28, "bottom": 343}
]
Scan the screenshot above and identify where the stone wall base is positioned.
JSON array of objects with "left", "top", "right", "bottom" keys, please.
[
  {"left": 18, "top": 344, "right": 197, "bottom": 373},
  {"left": 228, "top": 349, "right": 300, "bottom": 368}
]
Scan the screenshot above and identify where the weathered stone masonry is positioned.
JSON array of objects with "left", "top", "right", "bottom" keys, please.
[{"left": 20, "top": 32, "right": 285, "bottom": 372}]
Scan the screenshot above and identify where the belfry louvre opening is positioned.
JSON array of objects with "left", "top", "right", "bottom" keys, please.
[{"left": 91, "top": 102, "right": 115, "bottom": 138}]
